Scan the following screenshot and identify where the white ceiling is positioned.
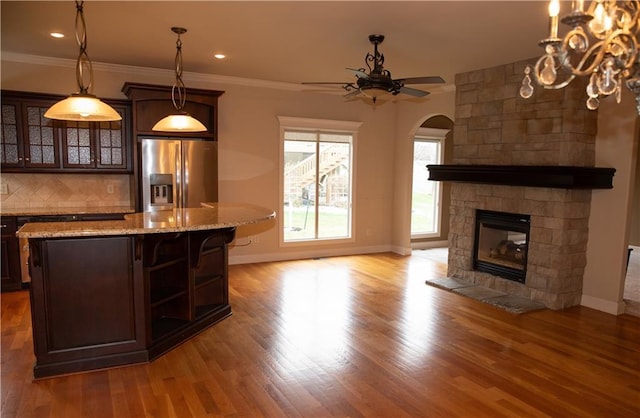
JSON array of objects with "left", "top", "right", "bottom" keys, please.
[{"left": 1, "top": 1, "right": 552, "bottom": 95}]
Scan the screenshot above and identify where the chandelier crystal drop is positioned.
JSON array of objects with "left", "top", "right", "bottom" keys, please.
[
  {"left": 152, "top": 27, "right": 207, "bottom": 133},
  {"left": 520, "top": 0, "right": 640, "bottom": 115},
  {"left": 45, "top": 1, "right": 121, "bottom": 122}
]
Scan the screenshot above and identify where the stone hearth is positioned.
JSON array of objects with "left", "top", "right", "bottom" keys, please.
[{"left": 443, "top": 59, "right": 605, "bottom": 310}]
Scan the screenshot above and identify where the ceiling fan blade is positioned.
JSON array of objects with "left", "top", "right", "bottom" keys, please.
[
  {"left": 346, "top": 68, "right": 370, "bottom": 79},
  {"left": 398, "top": 86, "right": 429, "bottom": 97},
  {"left": 397, "top": 76, "right": 445, "bottom": 85},
  {"left": 343, "top": 89, "right": 362, "bottom": 98}
]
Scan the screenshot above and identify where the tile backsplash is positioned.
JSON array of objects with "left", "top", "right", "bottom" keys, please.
[{"left": 0, "top": 173, "right": 132, "bottom": 210}]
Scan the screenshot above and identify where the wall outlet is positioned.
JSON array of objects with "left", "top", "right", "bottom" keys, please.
[
  {"left": 0, "top": 184, "right": 8, "bottom": 195},
  {"left": 107, "top": 184, "right": 114, "bottom": 194},
  {"left": 250, "top": 235, "right": 259, "bottom": 243}
]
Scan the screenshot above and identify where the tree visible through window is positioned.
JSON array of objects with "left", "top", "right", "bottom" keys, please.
[{"left": 282, "top": 130, "right": 353, "bottom": 242}]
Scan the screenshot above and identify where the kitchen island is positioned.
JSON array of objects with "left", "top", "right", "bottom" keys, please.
[{"left": 17, "top": 203, "right": 275, "bottom": 378}]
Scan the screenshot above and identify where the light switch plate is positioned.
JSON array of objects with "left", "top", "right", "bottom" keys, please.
[{"left": 0, "top": 184, "right": 8, "bottom": 195}]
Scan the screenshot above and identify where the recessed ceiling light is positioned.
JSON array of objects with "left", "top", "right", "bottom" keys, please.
[
  {"left": 213, "top": 53, "right": 226, "bottom": 59},
  {"left": 50, "top": 32, "right": 65, "bottom": 38}
]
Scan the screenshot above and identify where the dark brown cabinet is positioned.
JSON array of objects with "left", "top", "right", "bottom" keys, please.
[
  {"left": 122, "top": 82, "right": 223, "bottom": 140},
  {"left": 29, "top": 236, "right": 147, "bottom": 378},
  {"left": 1, "top": 100, "right": 60, "bottom": 170},
  {"left": 1, "top": 217, "right": 22, "bottom": 292},
  {"left": 0, "top": 90, "right": 132, "bottom": 173},
  {"left": 27, "top": 227, "right": 235, "bottom": 378},
  {"left": 61, "top": 103, "right": 130, "bottom": 171}
]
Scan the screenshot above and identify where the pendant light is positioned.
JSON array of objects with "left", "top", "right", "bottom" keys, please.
[
  {"left": 152, "top": 27, "right": 207, "bottom": 132},
  {"left": 44, "top": 1, "right": 121, "bottom": 122}
]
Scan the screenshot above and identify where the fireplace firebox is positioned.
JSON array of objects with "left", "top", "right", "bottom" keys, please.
[{"left": 473, "top": 210, "right": 530, "bottom": 283}]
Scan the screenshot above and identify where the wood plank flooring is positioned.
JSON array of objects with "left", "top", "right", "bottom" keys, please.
[{"left": 2, "top": 252, "right": 639, "bottom": 417}]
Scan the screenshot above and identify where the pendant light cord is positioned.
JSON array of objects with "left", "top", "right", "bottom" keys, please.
[
  {"left": 74, "top": 0, "right": 93, "bottom": 95},
  {"left": 171, "top": 28, "right": 187, "bottom": 112}
]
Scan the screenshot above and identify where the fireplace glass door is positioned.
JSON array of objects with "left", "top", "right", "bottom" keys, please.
[{"left": 473, "top": 210, "right": 530, "bottom": 283}]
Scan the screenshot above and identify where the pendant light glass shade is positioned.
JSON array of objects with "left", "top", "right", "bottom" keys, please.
[
  {"left": 44, "top": 93, "right": 122, "bottom": 121},
  {"left": 153, "top": 27, "right": 207, "bottom": 133},
  {"left": 45, "top": 1, "right": 121, "bottom": 122},
  {"left": 152, "top": 112, "right": 207, "bottom": 132}
]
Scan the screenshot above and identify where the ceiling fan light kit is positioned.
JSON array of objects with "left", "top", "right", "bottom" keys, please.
[
  {"left": 304, "top": 34, "right": 445, "bottom": 104},
  {"left": 44, "top": 1, "right": 121, "bottom": 122},
  {"left": 152, "top": 26, "right": 207, "bottom": 133},
  {"left": 520, "top": 0, "right": 640, "bottom": 115}
]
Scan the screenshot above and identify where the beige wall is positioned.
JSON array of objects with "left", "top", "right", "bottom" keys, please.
[
  {"left": 630, "top": 156, "right": 640, "bottom": 245},
  {"left": 582, "top": 88, "right": 639, "bottom": 314},
  {"left": 1, "top": 57, "right": 454, "bottom": 263}
]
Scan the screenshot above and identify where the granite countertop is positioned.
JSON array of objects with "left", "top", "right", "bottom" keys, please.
[
  {"left": 16, "top": 203, "right": 276, "bottom": 239},
  {"left": 2, "top": 206, "right": 136, "bottom": 217}
]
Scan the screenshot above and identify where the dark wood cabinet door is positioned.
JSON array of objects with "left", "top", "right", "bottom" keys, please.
[
  {"left": 61, "top": 119, "right": 92, "bottom": 168},
  {"left": 94, "top": 104, "right": 130, "bottom": 170},
  {"left": 1, "top": 217, "right": 22, "bottom": 292},
  {"left": 61, "top": 103, "right": 131, "bottom": 171},
  {"left": 0, "top": 101, "right": 24, "bottom": 168},
  {"left": 22, "top": 102, "right": 61, "bottom": 169}
]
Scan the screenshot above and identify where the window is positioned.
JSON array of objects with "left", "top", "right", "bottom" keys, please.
[
  {"left": 411, "top": 127, "right": 447, "bottom": 238},
  {"left": 279, "top": 117, "right": 360, "bottom": 244}
]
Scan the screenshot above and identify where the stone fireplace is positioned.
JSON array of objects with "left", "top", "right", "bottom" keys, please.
[{"left": 430, "top": 59, "right": 615, "bottom": 310}]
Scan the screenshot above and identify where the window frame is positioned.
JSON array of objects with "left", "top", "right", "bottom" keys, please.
[
  {"left": 278, "top": 116, "right": 361, "bottom": 247},
  {"left": 411, "top": 127, "right": 448, "bottom": 239}
]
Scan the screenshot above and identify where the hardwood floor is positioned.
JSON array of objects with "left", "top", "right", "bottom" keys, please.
[{"left": 2, "top": 252, "right": 639, "bottom": 417}]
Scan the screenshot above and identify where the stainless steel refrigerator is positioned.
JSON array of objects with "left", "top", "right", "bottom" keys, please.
[{"left": 141, "top": 138, "right": 218, "bottom": 212}]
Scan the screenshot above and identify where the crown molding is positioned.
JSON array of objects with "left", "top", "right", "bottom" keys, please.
[
  {"left": 2, "top": 51, "right": 455, "bottom": 96},
  {"left": 0, "top": 51, "right": 305, "bottom": 92}
]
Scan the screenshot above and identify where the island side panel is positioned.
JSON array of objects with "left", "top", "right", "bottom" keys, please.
[{"left": 28, "top": 236, "right": 148, "bottom": 378}]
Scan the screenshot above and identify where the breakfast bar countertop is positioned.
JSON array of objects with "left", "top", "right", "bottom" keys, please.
[{"left": 16, "top": 203, "right": 276, "bottom": 239}]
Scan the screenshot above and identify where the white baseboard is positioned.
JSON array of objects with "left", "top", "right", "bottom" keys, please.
[
  {"left": 390, "top": 245, "right": 412, "bottom": 256},
  {"left": 580, "top": 294, "right": 626, "bottom": 315},
  {"left": 229, "top": 245, "right": 394, "bottom": 265}
]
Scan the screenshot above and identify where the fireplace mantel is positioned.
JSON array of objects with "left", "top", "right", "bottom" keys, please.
[{"left": 427, "top": 165, "right": 615, "bottom": 189}]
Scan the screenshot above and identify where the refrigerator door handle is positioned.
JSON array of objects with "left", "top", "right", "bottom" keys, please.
[{"left": 174, "top": 142, "right": 182, "bottom": 209}]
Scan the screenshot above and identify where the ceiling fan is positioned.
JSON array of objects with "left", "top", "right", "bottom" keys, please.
[{"left": 303, "top": 34, "right": 445, "bottom": 103}]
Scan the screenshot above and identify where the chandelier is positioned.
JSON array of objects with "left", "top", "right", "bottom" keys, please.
[
  {"left": 45, "top": 1, "right": 121, "bottom": 122},
  {"left": 520, "top": 0, "right": 640, "bottom": 115},
  {"left": 152, "top": 27, "right": 207, "bottom": 132}
]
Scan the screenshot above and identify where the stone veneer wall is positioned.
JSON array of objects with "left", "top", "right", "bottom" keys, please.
[{"left": 448, "top": 59, "right": 598, "bottom": 309}]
